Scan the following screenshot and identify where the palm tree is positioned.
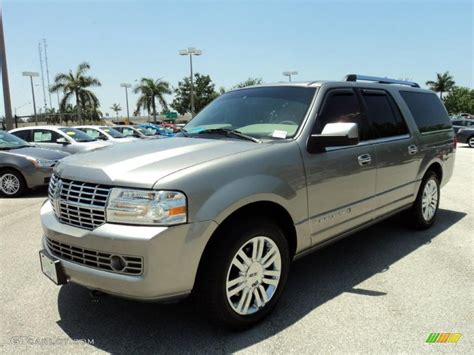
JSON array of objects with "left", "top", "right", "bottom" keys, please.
[
  {"left": 50, "top": 62, "right": 101, "bottom": 123},
  {"left": 110, "top": 103, "right": 122, "bottom": 118},
  {"left": 426, "top": 71, "right": 455, "bottom": 99},
  {"left": 133, "top": 78, "right": 171, "bottom": 123}
]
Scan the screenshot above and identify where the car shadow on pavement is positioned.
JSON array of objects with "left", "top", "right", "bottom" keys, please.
[{"left": 55, "top": 208, "right": 466, "bottom": 353}]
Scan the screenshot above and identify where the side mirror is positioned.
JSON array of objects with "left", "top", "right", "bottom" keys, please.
[
  {"left": 56, "top": 137, "right": 71, "bottom": 145},
  {"left": 307, "top": 122, "right": 359, "bottom": 153}
]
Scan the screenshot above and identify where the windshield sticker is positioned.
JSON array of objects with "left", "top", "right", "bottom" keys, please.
[
  {"left": 65, "top": 131, "right": 76, "bottom": 136},
  {"left": 272, "top": 130, "right": 287, "bottom": 139}
]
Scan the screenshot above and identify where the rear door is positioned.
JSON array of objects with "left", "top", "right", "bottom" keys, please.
[{"left": 358, "top": 89, "right": 419, "bottom": 216}]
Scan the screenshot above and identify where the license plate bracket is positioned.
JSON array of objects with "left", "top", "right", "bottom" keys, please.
[{"left": 39, "top": 250, "right": 67, "bottom": 285}]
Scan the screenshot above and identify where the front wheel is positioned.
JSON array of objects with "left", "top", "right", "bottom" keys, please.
[
  {"left": 0, "top": 169, "right": 26, "bottom": 198},
  {"left": 468, "top": 136, "right": 474, "bottom": 148},
  {"left": 408, "top": 171, "right": 440, "bottom": 229},
  {"left": 197, "top": 219, "right": 290, "bottom": 330}
]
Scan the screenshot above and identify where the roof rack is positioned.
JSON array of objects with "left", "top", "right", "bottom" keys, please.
[{"left": 344, "top": 74, "right": 420, "bottom": 88}]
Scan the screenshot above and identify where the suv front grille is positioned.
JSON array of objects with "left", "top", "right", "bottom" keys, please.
[
  {"left": 46, "top": 237, "right": 143, "bottom": 275},
  {"left": 48, "top": 174, "right": 111, "bottom": 230}
]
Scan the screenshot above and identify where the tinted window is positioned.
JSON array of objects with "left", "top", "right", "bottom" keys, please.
[
  {"left": 12, "top": 130, "right": 31, "bottom": 141},
  {"left": 314, "top": 91, "right": 371, "bottom": 140},
  {"left": 32, "top": 129, "right": 60, "bottom": 143},
  {"left": 362, "top": 92, "right": 408, "bottom": 138},
  {"left": 399, "top": 91, "right": 451, "bottom": 133}
]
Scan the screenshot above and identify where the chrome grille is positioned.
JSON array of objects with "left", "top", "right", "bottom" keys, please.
[
  {"left": 46, "top": 238, "right": 143, "bottom": 275},
  {"left": 49, "top": 174, "right": 111, "bottom": 230}
]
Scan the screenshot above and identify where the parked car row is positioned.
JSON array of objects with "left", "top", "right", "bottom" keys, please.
[{"left": 1, "top": 123, "right": 173, "bottom": 197}]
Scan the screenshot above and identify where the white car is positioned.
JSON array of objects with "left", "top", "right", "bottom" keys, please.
[
  {"left": 9, "top": 126, "right": 111, "bottom": 154},
  {"left": 74, "top": 125, "right": 137, "bottom": 143}
]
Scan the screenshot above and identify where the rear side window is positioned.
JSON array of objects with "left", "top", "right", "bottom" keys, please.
[
  {"left": 12, "top": 130, "right": 31, "bottom": 141},
  {"left": 33, "top": 129, "right": 60, "bottom": 143},
  {"left": 399, "top": 91, "right": 451, "bottom": 133},
  {"left": 314, "top": 90, "right": 371, "bottom": 140},
  {"left": 361, "top": 91, "right": 408, "bottom": 138}
]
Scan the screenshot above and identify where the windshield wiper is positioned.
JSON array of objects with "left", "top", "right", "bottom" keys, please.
[{"left": 184, "top": 128, "right": 261, "bottom": 143}]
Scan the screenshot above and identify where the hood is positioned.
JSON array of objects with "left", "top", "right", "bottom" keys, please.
[
  {"left": 55, "top": 137, "right": 264, "bottom": 188},
  {"left": 2, "top": 146, "right": 69, "bottom": 160},
  {"left": 82, "top": 140, "right": 112, "bottom": 150}
]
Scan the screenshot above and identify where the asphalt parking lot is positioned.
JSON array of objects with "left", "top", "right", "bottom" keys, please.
[{"left": 1, "top": 145, "right": 472, "bottom": 354}]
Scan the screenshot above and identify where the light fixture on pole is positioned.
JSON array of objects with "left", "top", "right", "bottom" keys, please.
[
  {"left": 282, "top": 70, "right": 298, "bottom": 82},
  {"left": 179, "top": 47, "right": 202, "bottom": 116},
  {"left": 22, "top": 71, "right": 39, "bottom": 125},
  {"left": 120, "top": 83, "right": 132, "bottom": 124}
]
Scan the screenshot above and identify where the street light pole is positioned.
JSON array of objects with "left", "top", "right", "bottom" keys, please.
[
  {"left": 120, "top": 83, "right": 132, "bottom": 124},
  {"left": 283, "top": 70, "right": 298, "bottom": 82},
  {"left": 22, "top": 72, "right": 39, "bottom": 125},
  {"left": 179, "top": 47, "right": 202, "bottom": 116}
]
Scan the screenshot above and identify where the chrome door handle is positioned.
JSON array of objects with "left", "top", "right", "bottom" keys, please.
[
  {"left": 408, "top": 145, "right": 418, "bottom": 155},
  {"left": 358, "top": 154, "right": 372, "bottom": 166}
]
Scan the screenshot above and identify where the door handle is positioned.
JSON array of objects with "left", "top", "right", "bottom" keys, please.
[
  {"left": 358, "top": 154, "right": 372, "bottom": 166},
  {"left": 408, "top": 145, "right": 418, "bottom": 155}
]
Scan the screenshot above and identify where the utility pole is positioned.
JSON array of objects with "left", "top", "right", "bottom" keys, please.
[
  {"left": 38, "top": 42, "right": 48, "bottom": 112},
  {"left": 43, "top": 38, "right": 52, "bottom": 109},
  {"left": 0, "top": 8, "right": 13, "bottom": 130}
]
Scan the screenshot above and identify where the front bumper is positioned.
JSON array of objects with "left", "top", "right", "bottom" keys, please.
[
  {"left": 24, "top": 167, "right": 53, "bottom": 189},
  {"left": 40, "top": 201, "right": 218, "bottom": 301}
]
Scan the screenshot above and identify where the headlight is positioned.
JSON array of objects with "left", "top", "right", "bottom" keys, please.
[
  {"left": 26, "top": 157, "right": 56, "bottom": 168},
  {"left": 106, "top": 188, "right": 187, "bottom": 226}
]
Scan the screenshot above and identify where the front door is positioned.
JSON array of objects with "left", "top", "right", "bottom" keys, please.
[{"left": 300, "top": 88, "right": 377, "bottom": 245}]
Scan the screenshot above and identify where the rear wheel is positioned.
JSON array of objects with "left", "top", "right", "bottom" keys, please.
[
  {"left": 197, "top": 218, "right": 290, "bottom": 330},
  {"left": 0, "top": 169, "right": 26, "bottom": 198},
  {"left": 408, "top": 171, "right": 440, "bottom": 229}
]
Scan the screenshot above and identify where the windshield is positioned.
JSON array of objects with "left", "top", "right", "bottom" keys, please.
[
  {"left": 135, "top": 127, "right": 155, "bottom": 136},
  {"left": 0, "top": 131, "right": 30, "bottom": 149},
  {"left": 115, "top": 126, "right": 139, "bottom": 137},
  {"left": 58, "top": 128, "right": 96, "bottom": 142},
  {"left": 100, "top": 126, "right": 125, "bottom": 138},
  {"left": 184, "top": 86, "right": 316, "bottom": 139}
]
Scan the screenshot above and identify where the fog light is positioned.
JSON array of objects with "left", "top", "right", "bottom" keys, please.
[{"left": 110, "top": 255, "right": 126, "bottom": 271}]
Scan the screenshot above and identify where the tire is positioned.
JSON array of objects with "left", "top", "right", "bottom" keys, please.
[
  {"left": 468, "top": 136, "right": 474, "bottom": 148},
  {"left": 196, "top": 218, "right": 290, "bottom": 330},
  {"left": 0, "top": 169, "right": 26, "bottom": 198},
  {"left": 408, "top": 171, "right": 440, "bottom": 229}
]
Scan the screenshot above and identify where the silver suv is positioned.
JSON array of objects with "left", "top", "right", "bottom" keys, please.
[{"left": 39, "top": 75, "right": 455, "bottom": 329}]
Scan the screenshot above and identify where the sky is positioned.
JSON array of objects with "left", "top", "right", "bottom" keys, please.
[{"left": 1, "top": 0, "right": 473, "bottom": 117}]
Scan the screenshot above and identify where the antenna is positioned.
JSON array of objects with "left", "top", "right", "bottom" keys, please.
[
  {"left": 43, "top": 38, "right": 52, "bottom": 108},
  {"left": 38, "top": 42, "right": 48, "bottom": 111}
]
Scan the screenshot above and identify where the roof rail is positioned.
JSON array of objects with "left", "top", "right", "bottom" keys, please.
[{"left": 343, "top": 74, "right": 420, "bottom": 88}]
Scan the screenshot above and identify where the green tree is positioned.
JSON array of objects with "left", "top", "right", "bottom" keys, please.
[
  {"left": 110, "top": 103, "right": 122, "bottom": 118},
  {"left": 50, "top": 62, "right": 101, "bottom": 124},
  {"left": 171, "top": 73, "right": 219, "bottom": 115},
  {"left": 233, "top": 77, "right": 263, "bottom": 89},
  {"left": 426, "top": 71, "right": 455, "bottom": 99},
  {"left": 133, "top": 78, "right": 171, "bottom": 123},
  {"left": 443, "top": 87, "right": 474, "bottom": 114}
]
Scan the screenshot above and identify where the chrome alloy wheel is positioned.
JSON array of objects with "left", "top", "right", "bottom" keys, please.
[
  {"left": 226, "top": 236, "right": 282, "bottom": 316},
  {"left": 422, "top": 179, "right": 438, "bottom": 221},
  {"left": 468, "top": 137, "right": 474, "bottom": 148},
  {"left": 0, "top": 173, "right": 20, "bottom": 195}
]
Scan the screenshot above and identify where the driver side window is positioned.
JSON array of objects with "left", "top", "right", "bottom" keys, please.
[{"left": 313, "top": 90, "right": 371, "bottom": 141}]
